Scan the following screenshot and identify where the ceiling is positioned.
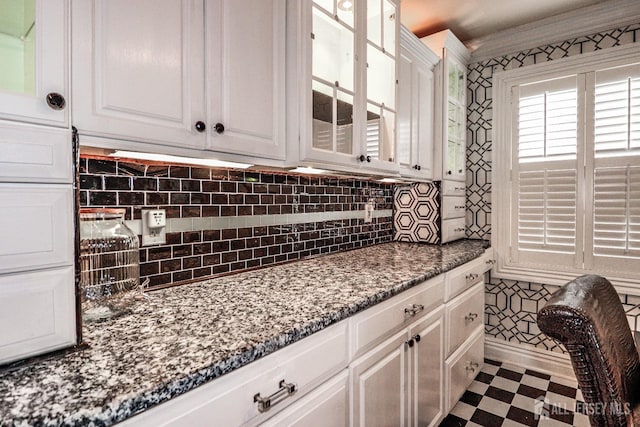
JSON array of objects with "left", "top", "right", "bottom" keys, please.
[{"left": 400, "top": 0, "right": 610, "bottom": 44}]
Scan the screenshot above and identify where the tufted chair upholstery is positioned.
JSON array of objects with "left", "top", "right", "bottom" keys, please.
[{"left": 537, "top": 274, "right": 640, "bottom": 427}]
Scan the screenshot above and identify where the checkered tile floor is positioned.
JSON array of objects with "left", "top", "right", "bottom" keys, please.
[{"left": 440, "top": 359, "right": 590, "bottom": 427}]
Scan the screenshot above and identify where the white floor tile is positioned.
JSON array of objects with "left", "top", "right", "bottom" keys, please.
[
  {"left": 477, "top": 396, "right": 511, "bottom": 417},
  {"left": 468, "top": 380, "right": 490, "bottom": 395},
  {"left": 490, "top": 375, "right": 521, "bottom": 393},
  {"left": 520, "top": 374, "right": 550, "bottom": 391},
  {"left": 449, "top": 401, "right": 477, "bottom": 420}
]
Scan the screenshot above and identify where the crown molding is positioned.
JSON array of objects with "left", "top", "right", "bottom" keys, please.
[
  {"left": 400, "top": 25, "right": 440, "bottom": 67},
  {"left": 469, "top": 0, "right": 640, "bottom": 63}
]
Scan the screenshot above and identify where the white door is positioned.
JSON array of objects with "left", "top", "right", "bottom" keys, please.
[
  {"left": 205, "top": 0, "right": 286, "bottom": 160},
  {"left": 72, "top": 0, "right": 205, "bottom": 148},
  {"left": 409, "top": 308, "right": 444, "bottom": 427},
  {"left": 0, "top": 0, "right": 69, "bottom": 127},
  {"left": 350, "top": 330, "right": 408, "bottom": 427}
]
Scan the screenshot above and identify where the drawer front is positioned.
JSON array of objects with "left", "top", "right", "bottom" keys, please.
[
  {"left": 350, "top": 276, "right": 444, "bottom": 358},
  {"left": 442, "top": 196, "right": 465, "bottom": 219},
  {"left": 445, "top": 249, "right": 493, "bottom": 302},
  {"left": 0, "top": 267, "right": 76, "bottom": 364},
  {"left": 0, "top": 122, "right": 72, "bottom": 184},
  {"left": 445, "top": 282, "right": 484, "bottom": 356},
  {"left": 260, "top": 371, "right": 349, "bottom": 427},
  {"left": 0, "top": 184, "right": 74, "bottom": 274},
  {"left": 441, "top": 218, "right": 465, "bottom": 243},
  {"left": 441, "top": 180, "right": 465, "bottom": 197},
  {"left": 445, "top": 328, "right": 484, "bottom": 412},
  {"left": 120, "top": 321, "right": 349, "bottom": 427}
]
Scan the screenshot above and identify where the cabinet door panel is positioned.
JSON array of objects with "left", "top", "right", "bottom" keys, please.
[
  {"left": 0, "top": 267, "right": 76, "bottom": 364},
  {"left": 0, "top": 184, "right": 74, "bottom": 274},
  {"left": 206, "top": 0, "right": 286, "bottom": 160},
  {"left": 72, "top": 0, "right": 204, "bottom": 148},
  {"left": 351, "top": 331, "right": 407, "bottom": 427},
  {"left": 410, "top": 308, "right": 444, "bottom": 427},
  {"left": 0, "top": 0, "right": 68, "bottom": 126},
  {"left": 416, "top": 65, "right": 434, "bottom": 179}
]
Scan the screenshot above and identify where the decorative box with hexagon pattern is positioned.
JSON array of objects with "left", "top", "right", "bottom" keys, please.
[{"left": 393, "top": 183, "right": 441, "bottom": 243}]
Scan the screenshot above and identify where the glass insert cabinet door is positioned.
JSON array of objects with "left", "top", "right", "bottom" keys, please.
[
  {"left": 311, "top": 1, "right": 356, "bottom": 158},
  {"left": 309, "top": 0, "right": 398, "bottom": 169},
  {"left": 0, "top": 0, "right": 68, "bottom": 126},
  {"left": 445, "top": 59, "right": 465, "bottom": 180},
  {"left": 366, "top": 0, "right": 397, "bottom": 165}
]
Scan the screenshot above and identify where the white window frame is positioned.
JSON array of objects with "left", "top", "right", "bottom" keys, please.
[{"left": 493, "top": 42, "right": 640, "bottom": 295}]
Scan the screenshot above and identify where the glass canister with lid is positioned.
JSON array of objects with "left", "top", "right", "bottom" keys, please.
[{"left": 79, "top": 208, "right": 140, "bottom": 321}]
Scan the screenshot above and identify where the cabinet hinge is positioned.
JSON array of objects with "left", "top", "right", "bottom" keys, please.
[{"left": 310, "top": 32, "right": 315, "bottom": 40}]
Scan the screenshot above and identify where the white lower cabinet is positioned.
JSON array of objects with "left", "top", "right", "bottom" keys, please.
[{"left": 350, "top": 306, "right": 445, "bottom": 427}]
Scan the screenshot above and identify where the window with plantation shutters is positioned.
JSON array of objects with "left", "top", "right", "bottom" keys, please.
[
  {"left": 511, "top": 76, "right": 582, "bottom": 270},
  {"left": 494, "top": 47, "right": 640, "bottom": 287}
]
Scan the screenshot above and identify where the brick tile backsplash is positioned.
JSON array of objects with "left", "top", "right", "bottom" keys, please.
[{"left": 79, "top": 155, "right": 395, "bottom": 289}]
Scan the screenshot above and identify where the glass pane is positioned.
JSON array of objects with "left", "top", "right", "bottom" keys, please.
[
  {"left": 381, "top": 108, "right": 396, "bottom": 162},
  {"left": 336, "top": 90, "right": 353, "bottom": 154},
  {"left": 336, "top": 0, "right": 354, "bottom": 28},
  {"left": 448, "top": 62, "right": 459, "bottom": 100},
  {"left": 367, "top": 45, "right": 395, "bottom": 107},
  {"left": 367, "top": 0, "right": 381, "bottom": 47},
  {"left": 0, "top": 0, "right": 36, "bottom": 95},
  {"left": 366, "top": 103, "right": 381, "bottom": 159},
  {"left": 382, "top": 0, "right": 396, "bottom": 56},
  {"left": 314, "top": 0, "right": 334, "bottom": 14},
  {"left": 312, "top": 80, "right": 333, "bottom": 151},
  {"left": 312, "top": 7, "right": 354, "bottom": 92}
]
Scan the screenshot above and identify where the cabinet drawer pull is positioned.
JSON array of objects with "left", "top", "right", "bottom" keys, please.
[
  {"left": 454, "top": 187, "right": 465, "bottom": 191},
  {"left": 254, "top": 379, "right": 297, "bottom": 413},
  {"left": 465, "top": 312, "right": 479, "bottom": 322},
  {"left": 454, "top": 205, "right": 465, "bottom": 209},
  {"left": 454, "top": 227, "right": 465, "bottom": 232},
  {"left": 465, "top": 273, "right": 479, "bottom": 282},
  {"left": 404, "top": 303, "right": 425, "bottom": 317},
  {"left": 465, "top": 361, "right": 479, "bottom": 373},
  {"left": 485, "top": 259, "right": 496, "bottom": 266}
]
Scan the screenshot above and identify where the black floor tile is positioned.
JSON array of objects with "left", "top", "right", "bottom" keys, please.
[
  {"left": 506, "top": 406, "right": 539, "bottom": 427},
  {"left": 470, "top": 408, "right": 505, "bottom": 426},
  {"left": 517, "top": 383, "right": 546, "bottom": 399},
  {"left": 475, "top": 371, "right": 494, "bottom": 384},
  {"left": 548, "top": 381, "right": 577, "bottom": 398},
  {"left": 460, "top": 390, "right": 484, "bottom": 407},
  {"left": 525, "top": 368, "right": 551, "bottom": 380},
  {"left": 496, "top": 367, "right": 524, "bottom": 382},
  {"left": 439, "top": 414, "right": 467, "bottom": 427},
  {"left": 485, "top": 385, "right": 515, "bottom": 404}
]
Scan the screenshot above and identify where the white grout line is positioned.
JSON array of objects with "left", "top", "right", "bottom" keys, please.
[{"left": 124, "top": 209, "right": 393, "bottom": 235}]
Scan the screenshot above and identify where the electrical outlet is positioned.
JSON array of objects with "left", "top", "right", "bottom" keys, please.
[
  {"left": 142, "top": 209, "right": 167, "bottom": 246},
  {"left": 364, "top": 199, "right": 374, "bottom": 223}
]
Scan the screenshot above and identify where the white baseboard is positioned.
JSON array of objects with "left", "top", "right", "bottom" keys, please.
[{"left": 484, "top": 337, "right": 575, "bottom": 380}]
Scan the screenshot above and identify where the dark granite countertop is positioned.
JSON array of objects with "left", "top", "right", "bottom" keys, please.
[{"left": 0, "top": 240, "right": 487, "bottom": 426}]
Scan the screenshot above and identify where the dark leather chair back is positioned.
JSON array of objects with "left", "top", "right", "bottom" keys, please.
[{"left": 537, "top": 274, "right": 640, "bottom": 426}]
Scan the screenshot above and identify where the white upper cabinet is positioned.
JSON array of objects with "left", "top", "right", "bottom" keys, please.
[
  {"left": 422, "top": 30, "right": 470, "bottom": 182},
  {"left": 397, "top": 26, "right": 438, "bottom": 181},
  {"left": 72, "top": 0, "right": 205, "bottom": 148},
  {"left": 72, "top": 0, "right": 286, "bottom": 160},
  {"left": 291, "top": 0, "right": 400, "bottom": 174},
  {"left": 205, "top": 0, "right": 286, "bottom": 159},
  {"left": 0, "top": 0, "right": 69, "bottom": 127}
]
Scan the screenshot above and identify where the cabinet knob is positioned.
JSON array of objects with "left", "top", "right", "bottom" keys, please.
[
  {"left": 406, "top": 338, "right": 415, "bottom": 348},
  {"left": 194, "top": 121, "right": 206, "bottom": 132},
  {"left": 414, "top": 334, "right": 421, "bottom": 342},
  {"left": 46, "top": 92, "right": 66, "bottom": 110},
  {"left": 447, "top": 170, "right": 452, "bottom": 175},
  {"left": 465, "top": 312, "right": 479, "bottom": 322},
  {"left": 413, "top": 165, "right": 421, "bottom": 170},
  {"left": 458, "top": 169, "right": 463, "bottom": 173},
  {"left": 214, "top": 122, "right": 225, "bottom": 134},
  {"left": 358, "top": 155, "right": 372, "bottom": 163}
]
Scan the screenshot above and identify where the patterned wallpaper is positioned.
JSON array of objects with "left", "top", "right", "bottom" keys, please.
[{"left": 466, "top": 23, "right": 640, "bottom": 352}]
